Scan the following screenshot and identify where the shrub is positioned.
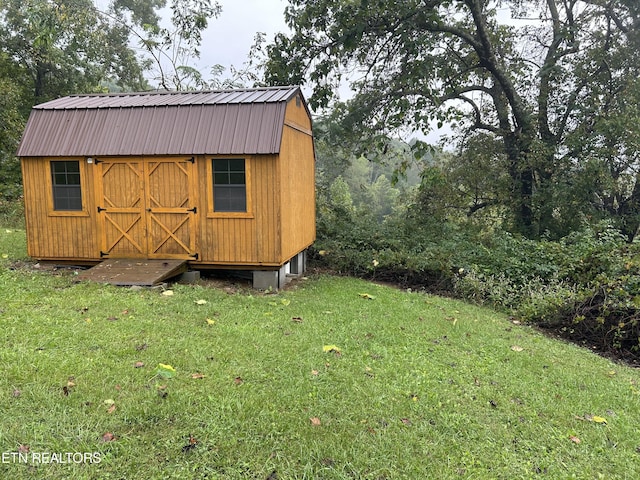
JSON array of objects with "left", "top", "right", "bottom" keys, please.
[{"left": 314, "top": 199, "right": 640, "bottom": 360}]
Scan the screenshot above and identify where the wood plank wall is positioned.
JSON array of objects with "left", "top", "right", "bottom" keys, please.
[
  {"left": 21, "top": 157, "right": 98, "bottom": 260},
  {"left": 278, "top": 98, "right": 316, "bottom": 263},
  {"left": 195, "top": 154, "right": 280, "bottom": 265}
]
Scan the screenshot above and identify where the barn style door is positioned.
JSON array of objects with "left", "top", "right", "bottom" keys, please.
[
  {"left": 96, "top": 158, "right": 198, "bottom": 259},
  {"left": 145, "top": 159, "right": 197, "bottom": 259}
]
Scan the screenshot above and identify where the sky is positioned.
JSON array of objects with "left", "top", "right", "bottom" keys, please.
[{"left": 198, "top": 0, "right": 290, "bottom": 80}]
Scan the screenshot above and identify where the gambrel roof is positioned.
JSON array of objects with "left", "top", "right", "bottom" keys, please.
[{"left": 17, "top": 86, "right": 308, "bottom": 157}]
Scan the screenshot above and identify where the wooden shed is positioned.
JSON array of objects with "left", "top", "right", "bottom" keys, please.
[{"left": 16, "top": 86, "right": 316, "bottom": 289}]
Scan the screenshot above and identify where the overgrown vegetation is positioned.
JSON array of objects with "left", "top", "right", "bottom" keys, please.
[
  {"left": 2, "top": 229, "right": 640, "bottom": 478},
  {"left": 314, "top": 179, "right": 640, "bottom": 363},
  {"left": 306, "top": 103, "right": 640, "bottom": 363}
]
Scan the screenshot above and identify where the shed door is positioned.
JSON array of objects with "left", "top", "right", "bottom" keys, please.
[{"left": 97, "top": 158, "right": 197, "bottom": 259}]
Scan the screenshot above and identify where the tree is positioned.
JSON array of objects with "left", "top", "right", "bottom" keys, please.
[
  {"left": 265, "top": 0, "right": 640, "bottom": 239},
  {"left": 132, "top": 0, "right": 222, "bottom": 90},
  {"left": 0, "top": 72, "right": 23, "bottom": 200},
  {"left": 0, "top": 0, "right": 224, "bottom": 101},
  {"left": 0, "top": 0, "right": 150, "bottom": 104},
  {"left": 0, "top": 0, "right": 222, "bottom": 203}
]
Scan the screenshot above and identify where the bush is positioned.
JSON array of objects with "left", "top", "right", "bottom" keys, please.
[
  {"left": 0, "top": 196, "right": 24, "bottom": 229},
  {"left": 313, "top": 197, "right": 640, "bottom": 360}
]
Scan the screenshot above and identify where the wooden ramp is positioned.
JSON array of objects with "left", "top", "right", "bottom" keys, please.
[{"left": 77, "top": 259, "right": 188, "bottom": 286}]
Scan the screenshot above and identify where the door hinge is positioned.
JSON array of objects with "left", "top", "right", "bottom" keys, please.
[
  {"left": 188, "top": 156, "right": 195, "bottom": 163},
  {"left": 97, "top": 206, "right": 106, "bottom": 213},
  {"left": 190, "top": 253, "right": 199, "bottom": 260},
  {"left": 187, "top": 207, "right": 197, "bottom": 214},
  {"left": 100, "top": 251, "right": 109, "bottom": 257}
]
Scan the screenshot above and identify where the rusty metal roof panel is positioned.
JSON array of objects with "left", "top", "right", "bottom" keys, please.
[{"left": 18, "top": 86, "right": 305, "bottom": 157}]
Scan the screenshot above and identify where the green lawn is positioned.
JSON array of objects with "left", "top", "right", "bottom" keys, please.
[{"left": 1, "top": 228, "right": 640, "bottom": 479}]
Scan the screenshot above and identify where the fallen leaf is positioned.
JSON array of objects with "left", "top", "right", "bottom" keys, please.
[
  {"left": 358, "top": 293, "right": 376, "bottom": 300},
  {"left": 181, "top": 435, "right": 198, "bottom": 452},
  {"left": 281, "top": 299, "right": 291, "bottom": 306},
  {"left": 234, "top": 376, "right": 243, "bottom": 385},
  {"left": 12, "top": 389, "right": 21, "bottom": 398},
  {"left": 1, "top": 254, "right": 8, "bottom": 259},
  {"left": 323, "top": 345, "right": 342, "bottom": 354},
  {"left": 134, "top": 361, "right": 145, "bottom": 368},
  {"left": 206, "top": 318, "right": 216, "bottom": 325},
  {"left": 103, "top": 399, "right": 115, "bottom": 406},
  {"left": 161, "top": 290, "right": 174, "bottom": 296},
  {"left": 107, "top": 404, "right": 116, "bottom": 414},
  {"left": 401, "top": 418, "right": 412, "bottom": 426},
  {"left": 292, "top": 317, "right": 303, "bottom": 323},
  {"left": 101, "top": 432, "right": 116, "bottom": 442},
  {"left": 156, "top": 363, "right": 176, "bottom": 379},
  {"left": 195, "top": 299, "right": 208, "bottom": 305},
  {"left": 511, "top": 345, "right": 524, "bottom": 352},
  {"left": 310, "top": 417, "right": 321, "bottom": 426},
  {"left": 18, "top": 445, "right": 29, "bottom": 453},
  {"left": 591, "top": 415, "right": 607, "bottom": 424},
  {"left": 191, "top": 373, "right": 206, "bottom": 379},
  {"left": 135, "top": 343, "right": 148, "bottom": 351},
  {"left": 311, "top": 369, "right": 319, "bottom": 376},
  {"left": 569, "top": 435, "right": 581, "bottom": 444}
]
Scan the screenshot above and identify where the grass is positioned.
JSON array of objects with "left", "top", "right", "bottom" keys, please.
[{"left": 1, "top": 228, "right": 640, "bottom": 479}]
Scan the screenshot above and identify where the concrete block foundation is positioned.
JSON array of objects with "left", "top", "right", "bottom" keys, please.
[{"left": 252, "top": 251, "right": 307, "bottom": 290}]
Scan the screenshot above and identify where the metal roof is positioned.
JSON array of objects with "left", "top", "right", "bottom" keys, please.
[{"left": 17, "top": 86, "right": 307, "bottom": 157}]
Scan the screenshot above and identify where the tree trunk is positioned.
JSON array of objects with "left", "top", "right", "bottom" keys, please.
[
  {"left": 618, "top": 173, "right": 640, "bottom": 242},
  {"left": 34, "top": 63, "right": 47, "bottom": 103},
  {"left": 504, "top": 131, "right": 536, "bottom": 237}
]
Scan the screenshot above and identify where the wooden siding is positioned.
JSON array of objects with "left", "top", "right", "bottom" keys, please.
[
  {"left": 195, "top": 154, "right": 280, "bottom": 265},
  {"left": 21, "top": 157, "right": 98, "bottom": 260},
  {"left": 279, "top": 98, "right": 316, "bottom": 263}
]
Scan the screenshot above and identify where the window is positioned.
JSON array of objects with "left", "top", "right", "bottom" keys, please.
[
  {"left": 51, "top": 161, "right": 82, "bottom": 211},
  {"left": 212, "top": 159, "right": 246, "bottom": 212}
]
